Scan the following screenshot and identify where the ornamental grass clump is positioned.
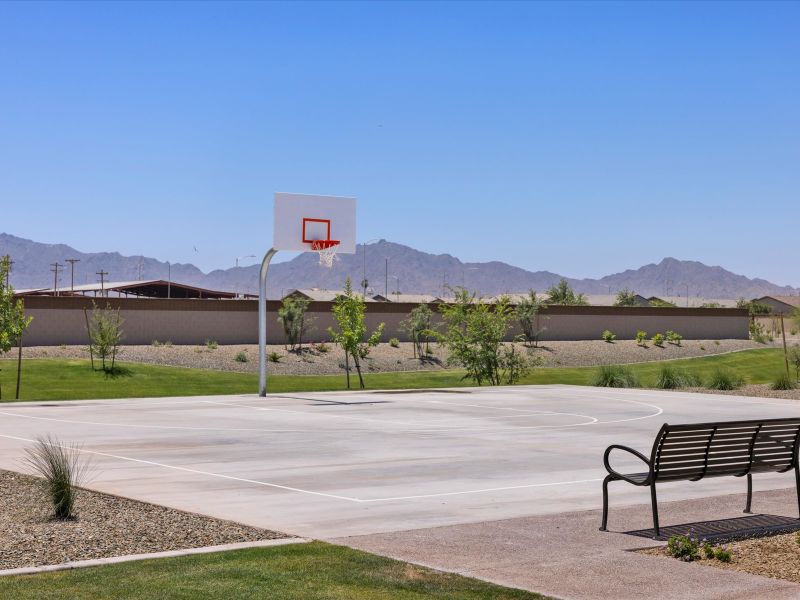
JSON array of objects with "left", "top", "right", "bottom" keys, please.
[
  {"left": 24, "top": 435, "right": 91, "bottom": 520},
  {"left": 706, "top": 367, "right": 744, "bottom": 391},
  {"left": 591, "top": 365, "right": 639, "bottom": 388},
  {"left": 771, "top": 373, "right": 797, "bottom": 391},
  {"left": 654, "top": 365, "right": 700, "bottom": 389}
]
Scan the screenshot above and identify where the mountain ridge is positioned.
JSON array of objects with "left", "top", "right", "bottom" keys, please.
[{"left": 1, "top": 233, "right": 797, "bottom": 300}]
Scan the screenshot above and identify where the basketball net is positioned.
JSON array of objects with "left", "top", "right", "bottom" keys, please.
[{"left": 310, "top": 239, "right": 340, "bottom": 268}]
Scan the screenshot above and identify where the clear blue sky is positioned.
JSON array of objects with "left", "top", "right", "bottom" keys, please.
[{"left": 1, "top": 1, "right": 797, "bottom": 285}]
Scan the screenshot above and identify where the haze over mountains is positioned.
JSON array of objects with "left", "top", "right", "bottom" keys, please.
[{"left": 1, "top": 233, "right": 797, "bottom": 301}]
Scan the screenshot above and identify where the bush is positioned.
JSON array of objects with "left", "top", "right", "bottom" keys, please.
[
  {"left": 706, "top": 367, "right": 744, "bottom": 390},
  {"left": 613, "top": 288, "right": 638, "bottom": 307},
  {"left": 278, "top": 296, "right": 314, "bottom": 351},
  {"left": 749, "top": 321, "right": 772, "bottom": 344},
  {"left": 667, "top": 534, "right": 700, "bottom": 562},
  {"left": 665, "top": 330, "right": 682, "bottom": 346},
  {"left": 314, "top": 342, "right": 330, "bottom": 354},
  {"left": 267, "top": 351, "right": 281, "bottom": 363},
  {"left": 771, "top": 373, "right": 797, "bottom": 391},
  {"left": 389, "top": 337, "right": 400, "bottom": 348},
  {"left": 714, "top": 546, "right": 732, "bottom": 563},
  {"left": 205, "top": 339, "right": 219, "bottom": 350},
  {"left": 601, "top": 330, "right": 616, "bottom": 343},
  {"left": 591, "top": 365, "right": 639, "bottom": 388},
  {"left": 652, "top": 333, "right": 665, "bottom": 347},
  {"left": 635, "top": 330, "right": 648, "bottom": 346},
  {"left": 24, "top": 435, "right": 91, "bottom": 520},
  {"left": 655, "top": 365, "right": 700, "bottom": 389},
  {"left": 234, "top": 351, "right": 248, "bottom": 363}
]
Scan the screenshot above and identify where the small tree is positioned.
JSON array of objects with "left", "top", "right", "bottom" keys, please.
[
  {"left": 793, "top": 308, "right": 800, "bottom": 334},
  {"left": 514, "top": 290, "right": 547, "bottom": 347},
  {"left": 546, "top": 279, "right": 588, "bottom": 305},
  {"left": 85, "top": 301, "right": 124, "bottom": 372},
  {"left": 437, "top": 289, "right": 537, "bottom": 386},
  {"left": 614, "top": 289, "right": 637, "bottom": 307},
  {"left": 328, "top": 278, "right": 384, "bottom": 389},
  {"left": 277, "top": 296, "right": 313, "bottom": 352},
  {"left": 0, "top": 256, "right": 33, "bottom": 400},
  {"left": 399, "top": 303, "right": 436, "bottom": 359}
]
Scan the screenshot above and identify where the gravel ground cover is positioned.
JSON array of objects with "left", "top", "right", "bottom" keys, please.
[
  {"left": 15, "top": 339, "right": 774, "bottom": 376},
  {"left": 0, "top": 470, "right": 288, "bottom": 570},
  {"left": 642, "top": 531, "right": 800, "bottom": 584},
  {"left": 678, "top": 384, "right": 800, "bottom": 401}
]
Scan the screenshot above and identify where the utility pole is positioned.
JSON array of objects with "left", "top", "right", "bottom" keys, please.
[
  {"left": 65, "top": 259, "right": 80, "bottom": 293},
  {"left": 96, "top": 270, "right": 108, "bottom": 297},
  {"left": 167, "top": 262, "right": 171, "bottom": 299},
  {"left": 384, "top": 257, "right": 389, "bottom": 297},
  {"left": 3, "top": 255, "right": 13, "bottom": 289},
  {"left": 50, "top": 262, "right": 63, "bottom": 296}
]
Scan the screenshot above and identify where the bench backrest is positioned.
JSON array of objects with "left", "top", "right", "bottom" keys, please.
[{"left": 650, "top": 418, "right": 800, "bottom": 483}]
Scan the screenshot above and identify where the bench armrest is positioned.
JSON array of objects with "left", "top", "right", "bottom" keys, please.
[{"left": 604, "top": 444, "right": 652, "bottom": 485}]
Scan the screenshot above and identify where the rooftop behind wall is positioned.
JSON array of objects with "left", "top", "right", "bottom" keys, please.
[{"left": 17, "top": 296, "right": 750, "bottom": 346}]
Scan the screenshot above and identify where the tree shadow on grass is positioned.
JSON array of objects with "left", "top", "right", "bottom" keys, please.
[{"left": 96, "top": 366, "right": 134, "bottom": 379}]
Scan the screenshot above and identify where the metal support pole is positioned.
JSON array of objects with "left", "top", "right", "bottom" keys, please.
[{"left": 258, "top": 248, "right": 278, "bottom": 396}]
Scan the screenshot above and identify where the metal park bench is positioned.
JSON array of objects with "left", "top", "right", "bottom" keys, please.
[{"left": 600, "top": 418, "right": 800, "bottom": 537}]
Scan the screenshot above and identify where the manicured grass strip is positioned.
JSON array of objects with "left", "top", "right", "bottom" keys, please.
[
  {"left": 0, "top": 542, "right": 549, "bottom": 600},
  {"left": 0, "top": 348, "right": 787, "bottom": 401}
]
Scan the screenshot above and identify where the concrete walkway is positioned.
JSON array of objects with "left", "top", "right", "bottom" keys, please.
[{"left": 336, "top": 487, "right": 800, "bottom": 600}]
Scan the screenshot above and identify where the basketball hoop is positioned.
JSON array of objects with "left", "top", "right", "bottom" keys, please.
[{"left": 311, "top": 239, "right": 340, "bottom": 268}]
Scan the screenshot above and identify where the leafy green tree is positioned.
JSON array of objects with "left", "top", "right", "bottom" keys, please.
[
  {"left": 546, "top": 279, "right": 588, "bottom": 305},
  {"left": 649, "top": 297, "right": 676, "bottom": 308},
  {"left": 0, "top": 256, "right": 33, "bottom": 399},
  {"left": 437, "top": 289, "right": 538, "bottom": 386},
  {"left": 614, "top": 289, "right": 637, "bottom": 307},
  {"left": 399, "top": 303, "right": 437, "bottom": 359},
  {"left": 85, "top": 301, "right": 124, "bottom": 372},
  {"left": 277, "top": 296, "right": 313, "bottom": 351},
  {"left": 328, "top": 278, "right": 385, "bottom": 389},
  {"left": 514, "top": 290, "right": 547, "bottom": 347},
  {"left": 736, "top": 298, "right": 773, "bottom": 315}
]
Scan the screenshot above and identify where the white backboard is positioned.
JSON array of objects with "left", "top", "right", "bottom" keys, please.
[{"left": 273, "top": 193, "right": 357, "bottom": 253}]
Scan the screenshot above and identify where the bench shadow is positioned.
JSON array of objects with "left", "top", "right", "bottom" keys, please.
[{"left": 625, "top": 514, "right": 800, "bottom": 542}]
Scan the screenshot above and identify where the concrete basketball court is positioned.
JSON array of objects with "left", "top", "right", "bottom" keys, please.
[{"left": 2, "top": 385, "right": 800, "bottom": 598}]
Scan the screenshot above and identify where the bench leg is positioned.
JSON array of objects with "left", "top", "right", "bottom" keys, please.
[
  {"left": 650, "top": 484, "right": 660, "bottom": 538},
  {"left": 795, "top": 466, "right": 800, "bottom": 519},
  {"left": 599, "top": 475, "right": 612, "bottom": 531},
  {"left": 744, "top": 473, "right": 753, "bottom": 513}
]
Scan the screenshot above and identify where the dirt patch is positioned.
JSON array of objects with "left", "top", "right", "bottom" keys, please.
[
  {"left": 0, "top": 469, "right": 289, "bottom": 570},
  {"left": 641, "top": 531, "right": 800, "bottom": 584}
]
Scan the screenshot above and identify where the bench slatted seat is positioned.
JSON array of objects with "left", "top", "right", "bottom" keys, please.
[{"left": 600, "top": 418, "right": 800, "bottom": 537}]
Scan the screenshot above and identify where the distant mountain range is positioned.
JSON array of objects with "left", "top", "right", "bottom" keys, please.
[{"left": 1, "top": 233, "right": 797, "bottom": 301}]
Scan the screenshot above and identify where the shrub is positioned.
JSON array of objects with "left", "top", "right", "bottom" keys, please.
[
  {"left": 635, "top": 330, "right": 648, "bottom": 346},
  {"left": 267, "top": 351, "right": 281, "bottom": 363},
  {"left": 789, "top": 345, "right": 800, "bottom": 382},
  {"left": 152, "top": 340, "right": 163, "bottom": 347},
  {"left": 749, "top": 321, "right": 772, "bottom": 344},
  {"left": 278, "top": 296, "right": 314, "bottom": 351},
  {"left": 601, "top": 330, "right": 616, "bottom": 343},
  {"left": 700, "top": 345, "right": 706, "bottom": 351},
  {"left": 205, "top": 339, "right": 219, "bottom": 350},
  {"left": 667, "top": 534, "right": 700, "bottom": 562},
  {"left": 655, "top": 365, "right": 700, "bottom": 389},
  {"left": 24, "top": 435, "right": 91, "bottom": 520},
  {"left": 665, "top": 330, "right": 682, "bottom": 346},
  {"left": 706, "top": 367, "right": 744, "bottom": 390},
  {"left": 437, "top": 290, "right": 536, "bottom": 386},
  {"left": 389, "top": 337, "right": 400, "bottom": 348},
  {"left": 234, "top": 351, "right": 249, "bottom": 363},
  {"left": 771, "top": 373, "right": 797, "bottom": 391},
  {"left": 713, "top": 546, "right": 732, "bottom": 562},
  {"left": 652, "top": 333, "right": 665, "bottom": 347},
  {"left": 591, "top": 365, "right": 639, "bottom": 388},
  {"left": 515, "top": 290, "right": 548, "bottom": 347}
]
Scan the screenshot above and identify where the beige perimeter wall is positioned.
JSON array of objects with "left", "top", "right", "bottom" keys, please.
[{"left": 18, "top": 297, "right": 749, "bottom": 346}]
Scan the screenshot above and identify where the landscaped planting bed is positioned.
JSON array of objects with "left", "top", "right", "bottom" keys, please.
[
  {"left": 642, "top": 531, "right": 800, "bottom": 583},
  {"left": 0, "top": 470, "right": 289, "bottom": 570}
]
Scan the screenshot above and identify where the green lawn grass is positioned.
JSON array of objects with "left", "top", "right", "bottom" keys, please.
[
  {"left": 0, "top": 348, "right": 787, "bottom": 402},
  {"left": 0, "top": 542, "right": 549, "bottom": 600}
]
